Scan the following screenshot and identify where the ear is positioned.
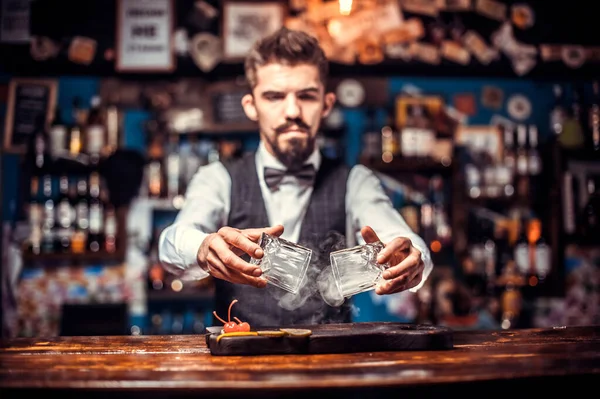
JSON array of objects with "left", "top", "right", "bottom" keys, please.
[
  {"left": 321, "top": 91, "right": 337, "bottom": 118},
  {"left": 241, "top": 93, "right": 258, "bottom": 121}
]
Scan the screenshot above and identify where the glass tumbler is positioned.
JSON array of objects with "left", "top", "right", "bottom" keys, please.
[
  {"left": 250, "top": 233, "right": 312, "bottom": 294},
  {"left": 329, "top": 241, "right": 389, "bottom": 298}
]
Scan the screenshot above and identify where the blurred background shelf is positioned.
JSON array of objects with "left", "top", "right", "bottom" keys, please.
[{"left": 360, "top": 156, "right": 453, "bottom": 175}]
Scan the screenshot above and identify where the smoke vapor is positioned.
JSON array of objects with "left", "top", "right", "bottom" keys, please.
[{"left": 267, "top": 230, "right": 349, "bottom": 315}]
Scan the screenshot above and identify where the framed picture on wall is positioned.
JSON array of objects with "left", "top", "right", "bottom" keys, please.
[
  {"left": 115, "top": 0, "right": 176, "bottom": 73},
  {"left": 396, "top": 95, "right": 445, "bottom": 130},
  {"left": 3, "top": 78, "right": 58, "bottom": 154},
  {"left": 222, "top": 1, "right": 285, "bottom": 61}
]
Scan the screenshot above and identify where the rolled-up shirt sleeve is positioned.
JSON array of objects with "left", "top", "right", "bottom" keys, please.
[
  {"left": 158, "top": 162, "right": 231, "bottom": 281},
  {"left": 346, "top": 164, "right": 433, "bottom": 292}
]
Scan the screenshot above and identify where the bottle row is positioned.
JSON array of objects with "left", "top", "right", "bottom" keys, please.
[
  {"left": 30, "top": 95, "right": 121, "bottom": 171},
  {"left": 551, "top": 82, "right": 600, "bottom": 152},
  {"left": 25, "top": 172, "right": 118, "bottom": 255}
]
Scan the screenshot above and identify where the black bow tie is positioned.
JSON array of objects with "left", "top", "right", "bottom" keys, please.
[{"left": 264, "top": 164, "right": 316, "bottom": 191}]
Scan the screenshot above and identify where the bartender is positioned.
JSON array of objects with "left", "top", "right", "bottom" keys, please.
[{"left": 158, "top": 27, "right": 433, "bottom": 327}]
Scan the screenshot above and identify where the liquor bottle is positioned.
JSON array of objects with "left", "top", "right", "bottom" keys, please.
[
  {"left": 589, "top": 80, "right": 600, "bottom": 153},
  {"left": 420, "top": 202, "right": 436, "bottom": 251},
  {"left": 579, "top": 177, "right": 600, "bottom": 240},
  {"left": 550, "top": 84, "right": 566, "bottom": 136},
  {"left": 69, "top": 125, "right": 82, "bottom": 157},
  {"left": 48, "top": 106, "right": 67, "bottom": 159},
  {"left": 559, "top": 86, "right": 585, "bottom": 149},
  {"left": 104, "top": 205, "right": 117, "bottom": 253},
  {"left": 27, "top": 114, "right": 50, "bottom": 174},
  {"left": 71, "top": 176, "right": 89, "bottom": 254},
  {"left": 104, "top": 99, "right": 120, "bottom": 156},
  {"left": 498, "top": 260, "right": 524, "bottom": 329},
  {"left": 69, "top": 97, "right": 84, "bottom": 158},
  {"left": 40, "top": 175, "right": 55, "bottom": 254},
  {"left": 166, "top": 134, "right": 181, "bottom": 199},
  {"left": 515, "top": 125, "right": 528, "bottom": 176},
  {"left": 55, "top": 175, "right": 75, "bottom": 253},
  {"left": 483, "top": 135, "right": 501, "bottom": 198},
  {"left": 527, "top": 125, "right": 542, "bottom": 176},
  {"left": 88, "top": 172, "right": 104, "bottom": 252},
  {"left": 429, "top": 175, "right": 452, "bottom": 248},
  {"left": 147, "top": 135, "right": 164, "bottom": 198},
  {"left": 513, "top": 219, "right": 530, "bottom": 277},
  {"left": 494, "top": 126, "right": 514, "bottom": 197},
  {"left": 27, "top": 177, "right": 42, "bottom": 255},
  {"left": 502, "top": 125, "right": 516, "bottom": 173},
  {"left": 85, "top": 96, "right": 106, "bottom": 165},
  {"left": 530, "top": 219, "right": 551, "bottom": 280}
]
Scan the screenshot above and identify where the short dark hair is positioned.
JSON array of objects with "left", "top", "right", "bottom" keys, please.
[{"left": 244, "top": 27, "right": 329, "bottom": 89}]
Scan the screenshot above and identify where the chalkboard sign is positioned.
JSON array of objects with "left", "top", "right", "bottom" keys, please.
[
  {"left": 211, "top": 90, "right": 249, "bottom": 125},
  {"left": 3, "top": 78, "right": 57, "bottom": 153}
]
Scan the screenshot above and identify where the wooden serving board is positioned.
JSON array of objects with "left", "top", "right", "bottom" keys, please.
[{"left": 206, "top": 322, "right": 453, "bottom": 356}]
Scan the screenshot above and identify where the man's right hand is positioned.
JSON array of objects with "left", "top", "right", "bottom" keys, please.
[{"left": 197, "top": 224, "right": 285, "bottom": 287}]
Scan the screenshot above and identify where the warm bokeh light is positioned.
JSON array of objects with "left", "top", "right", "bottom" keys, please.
[
  {"left": 339, "top": 0, "right": 352, "bottom": 15},
  {"left": 529, "top": 276, "right": 538, "bottom": 286},
  {"left": 171, "top": 279, "right": 184, "bottom": 292}
]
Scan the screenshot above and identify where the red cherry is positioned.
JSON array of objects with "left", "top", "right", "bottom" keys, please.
[
  {"left": 212, "top": 299, "right": 252, "bottom": 333},
  {"left": 223, "top": 322, "right": 238, "bottom": 333}
]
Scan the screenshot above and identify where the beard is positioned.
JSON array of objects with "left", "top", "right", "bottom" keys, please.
[
  {"left": 267, "top": 117, "right": 316, "bottom": 170},
  {"left": 271, "top": 135, "right": 315, "bottom": 170}
]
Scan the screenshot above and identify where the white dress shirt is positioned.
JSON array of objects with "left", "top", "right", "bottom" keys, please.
[{"left": 158, "top": 141, "right": 433, "bottom": 292}]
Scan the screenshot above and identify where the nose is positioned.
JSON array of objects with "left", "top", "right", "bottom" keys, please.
[{"left": 284, "top": 95, "right": 301, "bottom": 120}]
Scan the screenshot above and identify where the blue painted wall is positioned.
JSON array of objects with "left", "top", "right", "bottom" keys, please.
[{"left": 1, "top": 75, "right": 589, "bottom": 325}]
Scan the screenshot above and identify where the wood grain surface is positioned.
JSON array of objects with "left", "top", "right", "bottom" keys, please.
[{"left": 1, "top": 324, "right": 599, "bottom": 398}]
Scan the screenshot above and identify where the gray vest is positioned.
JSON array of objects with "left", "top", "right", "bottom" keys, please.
[{"left": 215, "top": 152, "right": 352, "bottom": 328}]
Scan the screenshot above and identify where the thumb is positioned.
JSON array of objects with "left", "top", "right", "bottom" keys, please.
[
  {"left": 265, "top": 224, "right": 285, "bottom": 237},
  {"left": 361, "top": 225, "right": 381, "bottom": 244},
  {"left": 243, "top": 224, "right": 285, "bottom": 242}
]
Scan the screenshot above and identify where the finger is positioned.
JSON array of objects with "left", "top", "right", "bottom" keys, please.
[
  {"left": 405, "top": 270, "right": 424, "bottom": 291},
  {"left": 407, "top": 252, "right": 425, "bottom": 282},
  {"left": 211, "top": 236, "right": 263, "bottom": 277},
  {"left": 204, "top": 250, "right": 229, "bottom": 279},
  {"left": 241, "top": 225, "right": 285, "bottom": 259},
  {"left": 377, "top": 268, "right": 423, "bottom": 295},
  {"left": 361, "top": 225, "right": 381, "bottom": 245},
  {"left": 376, "top": 251, "right": 423, "bottom": 295},
  {"left": 207, "top": 251, "right": 267, "bottom": 288},
  {"left": 381, "top": 250, "right": 421, "bottom": 280},
  {"left": 377, "top": 237, "right": 412, "bottom": 264},
  {"left": 219, "top": 227, "right": 263, "bottom": 258}
]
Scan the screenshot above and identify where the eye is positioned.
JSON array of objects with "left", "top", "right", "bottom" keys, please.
[
  {"left": 298, "top": 93, "right": 318, "bottom": 101},
  {"left": 264, "top": 93, "right": 284, "bottom": 101}
]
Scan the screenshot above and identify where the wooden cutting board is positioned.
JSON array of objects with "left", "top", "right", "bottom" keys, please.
[{"left": 206, "top": 322, "right": 453, "bottom": 356}]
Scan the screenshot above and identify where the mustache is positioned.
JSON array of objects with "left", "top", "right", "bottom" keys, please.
[{"left": 274, "top": 118, "right": 311, "bottom": 134}]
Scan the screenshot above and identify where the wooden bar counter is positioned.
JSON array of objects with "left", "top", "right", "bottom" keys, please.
[{"left": 1, "top": 324, "right": 599, "bottom": 398}]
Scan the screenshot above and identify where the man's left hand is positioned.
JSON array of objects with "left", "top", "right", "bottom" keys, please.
[{"left": 361, "top": 226, "right": 425, "bottom": 295}]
